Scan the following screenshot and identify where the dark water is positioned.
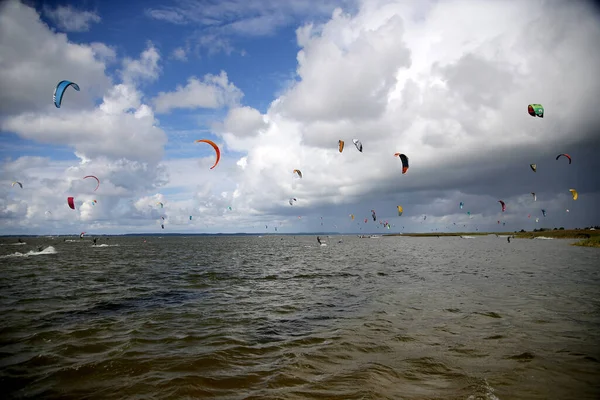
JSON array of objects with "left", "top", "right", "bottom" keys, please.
[{"left": 1, "top": 235, "right": 599, "bottom": 399}]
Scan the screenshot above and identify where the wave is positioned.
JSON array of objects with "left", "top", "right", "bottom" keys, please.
[
  {"left": 1, "top": 242, "right": 26, "bottom": 246},
  {"left": 91, "top": 244, "right": 119, "bottom": 247},
  {"left": 535, "top": 236, "right": 554, "bottom": 240},
  {"left": 0, "top": 246, "right": 57, "bottom": 258}
]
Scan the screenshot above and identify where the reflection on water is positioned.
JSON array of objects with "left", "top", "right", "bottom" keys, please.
[{"left": 1, "top": 235, "right": 599, "bottom": 399}]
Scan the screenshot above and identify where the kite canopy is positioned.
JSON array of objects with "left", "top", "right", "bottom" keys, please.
[
  {"left": 83, "top": 175, "right": 100, "bottom": 191},
  {"left": 459, "top": 201, "right": 464, "bottom": 209},
  {"left": 530, "top": 164, "right": 537, "bottom": 172},
  {"left": 11, "top": 181, "right": 23, "bottom": 189},
  {"left": 293, "top": 169, "right": 302, "bottom": 178},
  {"left": 531, "top": 192, "right": 537, "bottom": 201},
  {"left": 397, "top": 205, "right": 403, "bottom": 216},
  {"left": 569, "top": 188, "right": 578, "bottom": 200},
  {"left": 394, "top": 153, "right": 409, "bottom": 174},
  {"left": 556, "top": 153, "right": 572, "bottom": 164},
  {"left": 67, "top": 196, "right": 75, "bottom": 210},
  {"left": 498, "top": 200, "right": 506, "bottom": 212},
  {"left": 338, "top": 140, "right": 345, "bottom": 153},
  {"left": 53, "top": 80, "right": 80, "bottom": 108},
  {"left": 527, "top": 104, "right": 544, "bottom": 118},
  {"left": 353, "top": 139, "right": 363, "bottom": 152},
  {"left": 289, "top": 198, "right": 297, "bottom": 206},
  {"left": 195, "top": 139, "right": 221, "bottom": 169}
]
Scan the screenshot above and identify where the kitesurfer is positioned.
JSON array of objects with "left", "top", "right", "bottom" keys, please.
[
  {"left": 93, "top": 238, "right": 97, "bottom": 245},
  {"left": 18, "top": 238, "right": 23, "bottom": 243},
  {"left": 507, "top": 236, "right": 511, "bottom": 243},
  {"left": 317, "top": 236, "right": 322, "bottom": 245}
]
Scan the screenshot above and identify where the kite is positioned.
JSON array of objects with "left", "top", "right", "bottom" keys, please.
[
  {"left": 83, "top": 175, "right": 100, "bottom": 191},
  {"left": 569, "top": 188, "right": 578, "bottom": 200},
  {"left": 195, "top": 139, "right": 221, "bottom": 169},
  {"left": 498, "top": 200, "right": 506, "bottom": 212},
  {"left": 53, "top": 80, "right": 80, "bottom": 108},
  {"left": 353, "top": 139, "right": 363, "bottom": 152},
  {"left": 338, "top": 140, "right": 345, "bottom": 153},
  {"left": 527, "top": 104, "right": 544, "bottom": 118},
  {"left": 394, "top": 153, "right": 409, "bottom": 174},
  {"left": 556, "top": 153, "right": 572, "bottom": 164}
]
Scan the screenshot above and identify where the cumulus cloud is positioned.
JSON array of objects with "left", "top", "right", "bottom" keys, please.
[
  {"left": 0, "top": 155, "right": 170, "bottom": 233},
  {"left": 0, "top": 1, "right": 172, "bottom": 234},
  {"left": 43, "top": 4, "right": 101, "bottom": 32},
  {"left": 153, "top": 71, "right": 243, "bottom": 113},
  {"left": 217, "top": 0, "right": 600, "bottom": 232},
  {"left": 0, "top": 0, "right": 112, "bottom": 115},
  {"left": 120, "top": 43, "right": 161, "bottom": 85},
  {"left": 2, "top": 83, "right": 167, "bottom": 164},
  {"left": 216, "top": 106, "right": 268, "bottom": 137}
]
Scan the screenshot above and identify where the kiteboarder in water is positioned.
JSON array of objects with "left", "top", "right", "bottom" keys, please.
[
  {"left": 507, "top": 236, "right": 511, "bottom": 243},
  {"left": 317, "top": 236, "right": 322, "bottom": 245},
  {"left": 93, "top": 238, "right": 97, "bottom": 245}
]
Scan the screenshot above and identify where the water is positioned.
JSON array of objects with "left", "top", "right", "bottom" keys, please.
[{"left": 1, "top": 235, "right": 599, "bottom": 399}]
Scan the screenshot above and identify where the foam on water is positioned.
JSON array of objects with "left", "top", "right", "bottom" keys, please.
[{"left": 1, "top": 245, "right": 57, "bottom": 258}]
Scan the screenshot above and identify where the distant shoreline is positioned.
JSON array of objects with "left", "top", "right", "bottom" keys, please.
[{"left": 383, "top": 229, "right": 600, "bottom": 247}]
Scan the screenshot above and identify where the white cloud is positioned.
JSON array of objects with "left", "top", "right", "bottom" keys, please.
[
  {"left": 120, "top": 43, "right": 161, "bottom": 85},
  {"left": 0, "top": 0, "right": 112, "bottom": 115},
  {"left": 145, "top": 0, "right": 357, "bottom": 55},
  {"left": 144, "top": 8, "right": 188, "bottom": 25},
  {"left": 90, "top": 42, "right": 117, "bottom": 64},
  {"left": 2, "top": 83, "right": 167, "bottom": 163},
  {"left": 0, "top": 155, "right": 170, "bottom": 233},
  {"left": 216, "top": 106, "right": 268, "bottom": 138},
  {"left": 153, "top": 71, "right": 243, "bottom": 113},
  {"left": 212, "top": 0, "right": 600, "bottom": 231},
  {"left": 43, "top": 4, "right": 101, "bottom": 32},
  {"left": 171, "top": 47, "right": 188, "bottom": 61}
]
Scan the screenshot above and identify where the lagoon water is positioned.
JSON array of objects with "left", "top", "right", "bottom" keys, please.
[{"left": 1, "top": 234, "right": 599, "bottom": 399}]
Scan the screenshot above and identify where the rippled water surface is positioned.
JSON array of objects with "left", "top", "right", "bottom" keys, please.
[{"left": 1, "top": 235, "right": 599, "bottom": 399}]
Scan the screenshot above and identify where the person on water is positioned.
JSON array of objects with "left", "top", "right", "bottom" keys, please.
[
  {"left": 18, "top": 238, "right": 23, "bottom": 243},
  {"left": 37, "top": 246, "right": 44, "bottom": 252},
  {"left": 507, "top": 236, "right": 511, "bottom": 243},
  {"left": 317, "top": 236, "right": 322, "bottom": 245},
  {"left": 93, "top": 238, "right": 98, "bottom": 245}
]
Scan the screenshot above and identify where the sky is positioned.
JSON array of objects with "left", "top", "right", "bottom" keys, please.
[{"left": 1, "top": 0, "right": 600, "bottom": 235}]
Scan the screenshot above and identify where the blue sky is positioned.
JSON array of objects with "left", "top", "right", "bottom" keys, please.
[{"left": 1, "top": 0, "right": 600, "bottom": 235}]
